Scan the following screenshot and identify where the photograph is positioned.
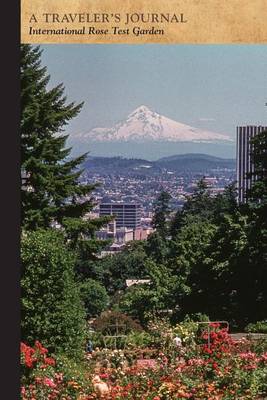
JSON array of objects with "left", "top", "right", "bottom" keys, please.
[{"left": 20, "top": 26, "right": 267, "bottom": 400}]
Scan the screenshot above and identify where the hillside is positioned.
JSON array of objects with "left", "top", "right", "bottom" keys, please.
[{"left": 82, "top": 153, "right": 235, "bottom": 174}]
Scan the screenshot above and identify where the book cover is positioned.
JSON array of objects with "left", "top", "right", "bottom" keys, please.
[{"left": 20, "top": 1, "right": 267, "bottom": 399}]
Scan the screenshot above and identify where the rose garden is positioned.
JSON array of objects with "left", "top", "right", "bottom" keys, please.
[{"left": 21, "top": 316, "right": 267, "bottom": 399}]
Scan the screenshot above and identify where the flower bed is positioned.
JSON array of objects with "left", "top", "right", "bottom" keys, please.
[
  {"left": 21, "top": 325, "right": 267, "bottom": 399},
  {"left": 21, "top": 341, "right": 94, "bottom": 399}
]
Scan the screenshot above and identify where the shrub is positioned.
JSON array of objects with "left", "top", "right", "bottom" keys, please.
[
  {"left": 92, "top": 310, "right": 142, "bottom": 335},
  {"left": 21, "top": 229, "right": 87, "bottom": 359},
  {"left": 245, "top": 320, "right": 267, "bottom": 334},
  {"left": 126, "top": 331, "right": 154, "bottom": 349},
  {"left": 184, "top": 312, "right": 210, "bottom": 322}
]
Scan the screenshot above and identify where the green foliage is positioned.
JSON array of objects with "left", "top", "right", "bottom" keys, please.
[
  {"left": 21, "top": 44, "right": 109, "bottom": 260},
  {"left": 56, "top": 353, "right": 93, "bottom": 387},
  {"left": 21, "top": 229, "right": 87, "bottom": 359},
  {"left": 182, "top": 178, "right": 216, "bottom": 221},
  {"left": 173, "top": 320, "right": 198, "bottom": 345},
  {"left": 145, "top": 231, "right": 170, "bottom": 263},
  {"left": 96, "top": 241, "right": 148, "bottom": 294},
  {"left": 79, "top": 279, "right": 109, "bottom": 318},
  {"left": 151, "top": 190, "right": 171, "bottom": 237},
  {"left": 21, "top": 44, "right": 84, "bottom": 229},
  {"left": 212, "top": 183, "right": 238, "bottom": 223},
  {"left": 168, "top": 216, "right": 216, "bottom": 316},
  {"left": 119, "top": 260, "right": 179, "bottom": 324},
  {"left": 119, "top": 284, "right": 155, "bottom": 324},
  {"left": 21, "top": 341, "right": 93, "bottom": 398},
  {"left": 107, "top": 170, "right": 266, "bottom": 328},
  {"left": 245, "top": 321, "right": 267, "bottom": 334},
  {"left": 170, "top": 181, "right": 238, "bottom": 239},
  {"left": 170, "top": 215, "right": 216, "bottom": 268},
  {"left": 20, "top": 46, "right": 111, "bottom": 357},
  {"left": 126, "top": 331, "right": 154, "bottom": 348},
  {"left": 184, "top": 313, "right": 210, "bottom": 322}
]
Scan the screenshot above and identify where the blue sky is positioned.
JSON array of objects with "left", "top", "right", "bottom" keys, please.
[{"left": 41, "top": 44, "right": 267, "bottom": 142}]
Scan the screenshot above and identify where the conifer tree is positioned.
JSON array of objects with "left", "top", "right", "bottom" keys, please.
[
  {"left": 151, "top": 190, "right": 171, "bottom": 237},
  {"left": 170, "top": 178, "right": 215, "bottom": 238},
  {"left": 183, "top": 178, "right": 214, "bottom": 220},
  {"left": 21, "top": 45, "right": 109, "bottom": 258}
]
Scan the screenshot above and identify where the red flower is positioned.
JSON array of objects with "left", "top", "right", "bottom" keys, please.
[
  {"left": 44, "top": 356, "right": 56, "bottom": 366},
  {"left": 212, "top": 362, "right": 219, "bottom": 370},
  {"left": 34, "top": 340, "right": 48, "bottom": 355},
  {"left": 21, "top": 342, "right": 37, "bottom": 368},
  {"left": 209, "top": 322, "right": 220, "bottom": 328}
]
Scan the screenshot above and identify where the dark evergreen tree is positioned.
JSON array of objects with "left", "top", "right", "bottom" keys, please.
[
  {"left": 182, "top": 178, "right": 215, "bottom": 220},
  {"left": 21, "top": 44, "right": 110, "bottom": 265},
  {"left": 151, "top": 191, "right": 171, "bottom": 237},
  {"left": 170, "top": 178, "right": 216, "bottom": 238},
  {"left": 169, "top": 209, "right": 183, "bottom": 239},
  {"left": 212, "top": 183, "right": 239, "bottom": 225},
  {"left": 21, "top": 45, "right": 106, "bottom": 229},
  {"left": 145, "top": 231, "right": 169, "bottom": 264}
]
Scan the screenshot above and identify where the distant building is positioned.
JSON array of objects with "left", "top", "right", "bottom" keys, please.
[
  {"left": 236, "top": 125, "right": 267, "bottom": 203},
  {"left": 99, "top": 243, "right": 126, "bottom": 258},
  {"left": 133, "top": 227, "right": 151, "bottom": 241},
  {"left": 99, "top": 203, "right": 142, "bottom": 229},
  {"left": 96, "top": 221, "right": 134, "bottom": 244}
]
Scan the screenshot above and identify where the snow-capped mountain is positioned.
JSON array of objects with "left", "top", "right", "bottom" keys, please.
[{"left": 75, "top": 105, "right": 232, "bottom": 143}]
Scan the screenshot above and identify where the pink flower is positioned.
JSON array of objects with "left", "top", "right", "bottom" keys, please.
[
  {"left": 239, "top": 351, "right": 257, "bottom": 360},
  {"left": 55, "top": 373, "right": 63, "bottom": 383},
  {"left": 43, "top": 378, "right": 56, "bottom": 388},
  {"left": 99, "top": 373, "right": 109, "bottom": 379}
]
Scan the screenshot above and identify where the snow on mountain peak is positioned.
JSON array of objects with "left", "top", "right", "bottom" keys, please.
[
  {"left": 128, "top": 105, "right": 151, "bottom": 117},
  {"left": 78, "top": 106, "right": 232, "bottom": 143}
]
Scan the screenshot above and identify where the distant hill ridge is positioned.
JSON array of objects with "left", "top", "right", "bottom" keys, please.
[
  {"left": 83, "top": 153, "right": 235, "bottom": 173},
  {"left": 158, "top": 153, "right": 234, "bottom": 162}
]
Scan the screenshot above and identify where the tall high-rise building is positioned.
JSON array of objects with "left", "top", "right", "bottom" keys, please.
[
  {"left": 99, "top": 203, "right": 142, "bottom": 229},
  {"left": 236, "top": 125, "right": 267, "bottom": 203}
]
